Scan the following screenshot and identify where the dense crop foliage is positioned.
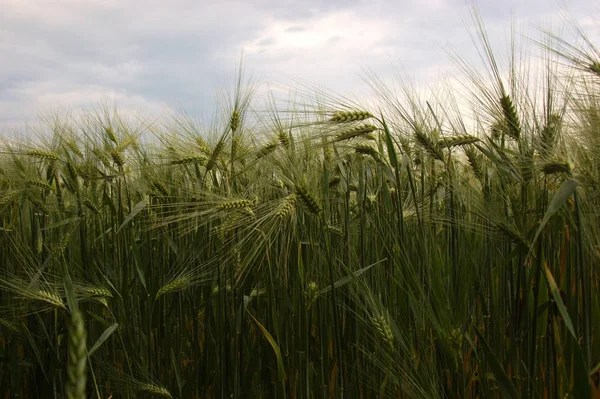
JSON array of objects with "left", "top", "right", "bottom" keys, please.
[{"left": 0, "top": 20, "right": 599, "bottom": 398}]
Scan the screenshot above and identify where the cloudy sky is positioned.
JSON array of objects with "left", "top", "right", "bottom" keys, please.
[{"left": 1, "top": 0, "right": 598, "bottom": 132}]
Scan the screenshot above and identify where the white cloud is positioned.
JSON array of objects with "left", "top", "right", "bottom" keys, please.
[
  {"left": 0, "top": 80, "right": 171, "bottom": 130},
  {"left": 0, "top": 0, "right": 598, "bottom": 133}
]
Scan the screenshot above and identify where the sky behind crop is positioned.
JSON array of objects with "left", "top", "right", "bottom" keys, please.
[{"left": 1, "top": 0, "right": 598, "bottom": 133}]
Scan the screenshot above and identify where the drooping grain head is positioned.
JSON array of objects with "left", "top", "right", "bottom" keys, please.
[
  {"left": 92, "top": 149, "right": 112, "bottom": 168},
  {"left": 414, "top": 128, "right": 443, "bottom": 161},
  {"left": 195, "top": 137, "right": 212, "bottom": 154},
  {"left": 520, "top": 148, "right": 534, "bottom": 183},
  {"left": 26, "top": 179, "right": 54, "bottom": 192},
  {"left": 500, "top": 95, "right": 521, "bottom": 141},
  {"left": 0, "top": 317, "right": 20, "bottom": 333},
  {"left": 438, "top": 135, "right": 480, "bottom": 149},
  {"left": 26, "top": 150, "right": 60, "bottom": 162},
  {"left": 256, "top": 142, "right": 278, "bottom": 159},
  {"left": 156, "top": 277, "right": 190, "bottom": 299},
  {"left": 540, "top": 113, "right": 561, "bottom": 159},
  {"left": 371, "top": 315, "right": 394, "bottom": 350},
  {"left": 82, "top": 199, "right": 100, "bottom": 214},
  {"left": 104, "top": 126, "right": 118, "bottom": 144},
  {"left": 295, "top": 184, "right": 322, "bottom": 215},
  {"left": 65, "top": 140, "right": 83, "bottom": 158},
  {"left": 33, "top": 290, "right": 66, "bottom": 310},
  {"left": 278, "top": 130, "right": 290, "bottom": 148},
  {"left": 206, "top": 140, "right": 225, "bottom": 172},
  {"left": 490, "top": 120, "right": 506, "bottom": 141},
  {"left": 464, "top": 145, "right": 484, "bottom": 183},
  {"left": 354, "top": 144, "right": 379, "bottom": 157},
  {"left": 400, "top": 138, "right": 412, "bottom": 157},
  {"left": 12, "top": 155, "right": 26, "bottom": 173},
  {"left": 335, "top": 124, "right": 378, "bottom": 142},
  {"left": 82, "top": 286, "right": 113, "bottom": 299},
  {"left": 27, "top": 196, "right": 50, "bottom": 215},
  {"left": 330, "top": 110, "right": 374, "bottom": 122},
  {"left": 65, "top": 161, "right": 79, "bottom": 182},
  {"left": 151, "top": 181, "right": 169, "bottom": 197},
  {"left": 217, "top": 199, "right": 254, "bottom": 211},
  {"left": 139, "top": 383, "right": 173, "bottom": 398},
  {"left": 110, "top": 150, "right": 125, "bottom": 167},
  {"left": 0, "top": 192, "right": 18, "bottom": 208}
]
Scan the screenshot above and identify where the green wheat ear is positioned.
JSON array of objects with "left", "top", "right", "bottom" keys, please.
[
  {"left": 438, "top": 135, "right": 479, "bottom": 148},
  {"left": 25, "top": 150, "right": 60, "bottom": 161},
  {"left": 330, "top": 110, "right": 374, "bottom": 122},
  {"left": 371, "top": 315, "right": 394, "bottom": 350},
  {"left": 104, "top": 126, "right": 118, "bottom": 144},
  {"left": 66, "top": 310, "right": 87, "bottom": 399},
  {"left": 275, "top": 194, "right": 296, "bottom": 219},
  {"left": 230, "top": 109, "right": 240, "bottom": 133},
  {"left": 26, "top": 179, "right": 54, "bottom": 192},
  {"left": 334, "top": 124, "right": 378, "bottom": 142},
  {"left": 500, "top": 95, "right": 521, "bottom": 140},
  {"left": 217, "top": 199, "right": 254, "bottom": 211},
  {"left": 139, "top": 383, "right": 173, "bottom": 398},
  {"left": 295, "top": 183, "right": 322, "bottom": 215},
  {"left": 414, "top": 128, "right": 443, "bottom": 161},
  {"left": 256, "top": 142, "right": 278, "bottom": 159},
  {"left": 156, "top": 276, "right": 189, "bottom": 299},
  {"left": 278, "top": 130, "right": 290, "bottom": 148}
]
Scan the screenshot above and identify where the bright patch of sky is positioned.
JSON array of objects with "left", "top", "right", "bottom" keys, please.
[{"left": 0, "top": 0, "right": 598, "bottom": 133}]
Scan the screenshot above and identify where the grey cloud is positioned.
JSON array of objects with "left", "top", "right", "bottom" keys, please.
[{"left": 0, "top": 0, "right": 598, "bottom": 131}]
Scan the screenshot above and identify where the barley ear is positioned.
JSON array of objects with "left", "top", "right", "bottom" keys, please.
[
  {"left": 500, "top": 95, "right": 521, "bottom": 140},
  {"left": 414, "top": 128, "right": 443, "bottom": 161},
  {"left": 139, "top": 383, "right": 173, "bottom": 398},
  {"left": 66, "top": 309, "right": 87, "bottom": 399},
  {"left": 372, "top": 315, "right": 394, "bottom": 350},
  {"left": 465, "top": 145, "right": 484, "bottom": 182},
  {"left": 295, "top": 184, "right": 322, "bottom": 215},
  {"left": 25, "top": 150, "right": 60, "bottom": 161},
  {"left": 104, "top": 126, "right": 118, "bottom": 144},
  {"left": 230, "top": 109, "right": 240, "bottom": 133},
  {"left": 438, "top": 134, "right": 480, "bottom": 148},
  {"left": 539, "top": 113, "right": 561, "bottom": 159},
  {"left": 330, "top": 110, "right": 374, "bottom": 122}
]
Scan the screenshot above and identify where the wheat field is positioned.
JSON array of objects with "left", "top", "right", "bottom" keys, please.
[{"left": 0, "top": 17, "right": 599, "bottom": 399}]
